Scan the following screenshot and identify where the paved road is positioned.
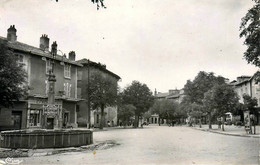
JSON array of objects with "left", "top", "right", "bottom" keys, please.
[{"left": 22, "top": 126, "right": 259, "bottom": 165}]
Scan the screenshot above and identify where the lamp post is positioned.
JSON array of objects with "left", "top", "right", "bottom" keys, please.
[{"left": 87, "top": 59, "right": 91, "bottom": 129}]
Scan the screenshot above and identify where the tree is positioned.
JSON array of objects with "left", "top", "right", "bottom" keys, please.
[
  {"left": 243, "top": 94, "right": 258, "bottom": 115},
  {"left": 203, "top": 84, "right": 239, "bottom": 131},
  {"left": 55, "top": 0, "right": 106, "bottom": 10},
  {"left": 183, "top": 71, "right": 226, "bottom": 105},
  {"left": 188, "top": 103, "right": 204, "bottom": 128},
  {"left": 143, "top": 110, "right": 152, "bottom": 123},
  {"left": 183, "top": 71, "right": 226, "bottom": 128},
  {"left": 117, "top": 104, "right": 135, "bottom": 127},
  {"left": 122, "top": 81, "right": 154, "bottom": 128},
  {"left": 242, "top": 94, "right": 258, "bottom": 134},
  {"left": 239, "top": 0, "right": 260, "bottom": 67},
  {"left": 0, "top": 41, "right": 27, "bottom": 107},
  {"left": 151, "top": 99, "right": 173, "bottom": 126},
  {"left": 88, "top": 71, "right": 118, "bottom": 129}
]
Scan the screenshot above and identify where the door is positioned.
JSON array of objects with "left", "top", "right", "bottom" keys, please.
[
  {"left": 46, "top": 118, "right": 54, "bottom": 129},
  {"left": 12, "top": 111, "right": 22, "bottom": 130}
]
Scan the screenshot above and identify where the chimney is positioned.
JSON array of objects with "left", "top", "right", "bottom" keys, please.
[
  {"left": 7, "top": 25, "right": 17, "bottom": 42},
  {"left": 40, "top": 34, "right": 50, "bottom": 50},
  {"left": 68, "top": 51, "right": 76, "bottom": 61},
  {"left": 51, "top": 41, "right": 57, "bottom": 57},
  {"left": 154, "top": 88, "right": 157, "bottom": 96}
]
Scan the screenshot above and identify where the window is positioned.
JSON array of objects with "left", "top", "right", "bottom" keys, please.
[
  {"left": 77, "top": 70, "right": 82, "bottom": 81},
  {"left": 15, "top": 54, "right": 26, "bottom": 70},
  {"left": 64, "top": 64, "right": 71, "bottom": 78},
  {"left": 29, "top": 110, "right": 41, "bottom": 127},
  {"left": 46, "top": 59, "right": 53, "bottom": 74},
  {"left": 16, "top": 54, "right": 23, "bottom": 64},
  {"left": 96, "top": 114, "right": 99, "bottom": 124},
  {"left": 64, "top": 83, "right": 72, "bottom": 98},
  {"left": 45, "top": 80, "right": 49, "bottom": 95}
]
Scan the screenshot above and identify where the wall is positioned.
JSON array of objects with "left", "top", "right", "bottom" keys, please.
[
  {"left": 77, "top": 64, "right": 119, "bottom": 127},
  {"left": 29, "top": 55, "right": 77, "bottom": 99},
  {"left": 0, "top": 102, "right": 27, "bottom": 131}
]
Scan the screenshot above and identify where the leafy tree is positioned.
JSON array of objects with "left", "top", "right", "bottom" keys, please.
[
  {"left": 183, "top": 71, "right": 225, "bottom": 105},
  {"left": 122, "top": 81, "right": 154, "bottom": 128},
  {"left": 203, "top": 84, "right": 239, "bottom": 131},
  {"left": 187, "top": 103, "right": 204, "bottom": 128},
  {"left": 88, "top": 71, "right": 118, "bottom": 129},
  {"left": 242, "top": 94, "right": 258, "bottom": 134},
  {"left": 239, "top": 0, "right": 260, "bottom": 67},
  {"left": 243, "top": 94, "right": 258, "bottom": 115},
  {"left": 151, "top": 99, "right": 180, "bottom": 125},
  {"left": 0, "top": 41, "right": 27, "bottom": 107},
  {"left": 143, "top": 110, "right": 152, "bottom": 123},
  {"left": 117, "top": 104, "right": 135, "bottom": 127},
  {"left": 55, "top": 0, "right": 106, "bottom": 10},
  {"left": 183, "top": 71, "right": 226, "bottom": 128}
]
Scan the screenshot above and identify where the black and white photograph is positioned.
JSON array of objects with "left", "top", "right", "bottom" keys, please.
[{"left": 0, "top": 0, "right": 259, "bottom": 164}]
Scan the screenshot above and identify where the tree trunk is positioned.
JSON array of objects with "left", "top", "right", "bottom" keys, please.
[
  {"left": 199, "top": 118, "right": 202, "bottom": 128},
  {"left": 159, "top": 116, "right": 161, "bottom": 126},
  {"left": 99, "top": 105, "right": 105, "bottom": 130},
  {"left": 134, "top": 114, "right": 139, "bottom": 128},
  {"left": 221, "top": 117, "right": 225, "bottom": 131},
  {"left": 208, "top": 113, "right": 212, "bottom": 129}
]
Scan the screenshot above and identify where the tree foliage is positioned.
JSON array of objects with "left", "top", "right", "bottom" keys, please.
[
  {"left": 88, "top": 71, "right": 118, "bottom": 129},
  {"left": 203, "top": 84, "right": 239, "bottom": 130},
  {"left": 55, "top": 0, "right": 106, "bottom": 10},
  {"left": 117, "top": 104, "right": 135, "bottom": 127},
  {"left": 121, "top": 81, "right": 154, "bottom": 127},
  {"left": 243, "top": 94, "right": 258, "bottom": 115},
  {"left": 151, "top": 100, "right": 177, "bottom": 122},
  {"left": 239, "top": 0, "right": 260, "bottom": 67},
  {"left": 183, "top": 71, "right": 226, "bottom": 105},
  {"left": 0, "top": 41, "right": 27, "bottom": 107}
]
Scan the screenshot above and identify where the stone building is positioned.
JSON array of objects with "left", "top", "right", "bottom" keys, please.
[
  {"left": 0, "top": 25, "right": 81, "bottom": 130},
  {"left": 147, "top": 88, "right": 184, "bottom": 125},
  {"left": 233, "top": 72, "right": 260, "bottom": 124},
  {"left": 76, "top": 59, "right": 120, "bottom": 128}
]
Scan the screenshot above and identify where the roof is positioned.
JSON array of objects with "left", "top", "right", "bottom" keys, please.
[
  {"left": 155, "top": 92, "right": 169, "bottom": 98},
  {"left": 76, "top": 58, "right": 121, "bottom": 80},
  {"left": 0, "top": 36, "right": 82, "bottom": 67},
  {"left": 167, "top": 94, "right": 180, "bottom": 99}
]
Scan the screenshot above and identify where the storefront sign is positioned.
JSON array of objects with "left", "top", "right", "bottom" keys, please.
[{"left": 43, "top": 104, "right": 59, "bottom": 117}]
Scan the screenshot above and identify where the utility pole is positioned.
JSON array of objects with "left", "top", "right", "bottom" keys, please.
[{"left": 87, "top": 59, "right": 91, "bottom": 129}]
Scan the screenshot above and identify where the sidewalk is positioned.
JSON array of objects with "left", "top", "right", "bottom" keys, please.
[{"left": 191, "top": 124, "right": 260, "bottom": 138}]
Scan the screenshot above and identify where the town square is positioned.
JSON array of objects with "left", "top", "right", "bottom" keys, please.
[{"left": 0, "top": 0, "right": 259, "bottom": 165}]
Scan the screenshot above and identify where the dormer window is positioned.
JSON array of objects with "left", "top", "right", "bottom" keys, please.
[{"left": 64, "top": 64, "right": 71, "bottom": 78}]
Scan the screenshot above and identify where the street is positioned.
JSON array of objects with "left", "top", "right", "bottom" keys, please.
[{"left": 21, "top": 126, "right": 259, "bottom": 165}]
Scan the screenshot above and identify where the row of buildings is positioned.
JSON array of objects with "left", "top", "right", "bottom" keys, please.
[
  {"left": 150, "top": 72, "right": 260, "bottom": 125},
  {"left": 0, "top": 25, "right": 120, "bottom": 131}
]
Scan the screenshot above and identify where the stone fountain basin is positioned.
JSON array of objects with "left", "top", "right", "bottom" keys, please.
[{"left": 0, "top": 129, "right": 93, "bottom": 149}]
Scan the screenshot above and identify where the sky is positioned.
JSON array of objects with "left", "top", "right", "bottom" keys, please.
[{"left": 0, "top": 0, "right": 258, "bottom": 93}]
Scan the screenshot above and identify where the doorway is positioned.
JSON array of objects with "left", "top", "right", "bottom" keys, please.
[
  {"left": 12, "top": 111, "right": 22, "bottom": 130},
  {"left": 46, "top": 118, "right": 54, "bottom": 129}
]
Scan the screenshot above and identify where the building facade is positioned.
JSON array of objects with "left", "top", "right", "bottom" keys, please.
[
  {"left": 76, "top": 59, "right": 120, "bottom": 128},
  {"left": 233, "top": 72, "right": 260, "bottom": 124},
  {"left": 0, "top": 25, "right": 81, "bottom": 130},
  {"left": 147, "top": 88, "right": 184, "bottom": 125}
]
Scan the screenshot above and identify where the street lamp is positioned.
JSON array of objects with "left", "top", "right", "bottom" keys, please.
[{"left": 87, "top": 59, "right": 91, "bottom": 129}]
